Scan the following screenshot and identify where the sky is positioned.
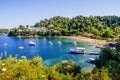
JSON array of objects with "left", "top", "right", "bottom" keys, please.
[{"left": 0, "top": 0, "right": 120, "bottom": 28}]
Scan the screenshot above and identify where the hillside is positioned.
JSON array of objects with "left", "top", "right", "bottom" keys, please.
[{"left": 8, "top": 15, "right": 120, "bottom": 40}]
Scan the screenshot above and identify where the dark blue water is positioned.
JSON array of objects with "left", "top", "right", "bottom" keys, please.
[{"left": 0, "top": 35, "right": 100, "bottom": 69}]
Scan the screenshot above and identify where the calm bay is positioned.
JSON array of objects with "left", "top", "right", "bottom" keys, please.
[{"left": 0, "top": 35, "right": 100, "bottom": 69}]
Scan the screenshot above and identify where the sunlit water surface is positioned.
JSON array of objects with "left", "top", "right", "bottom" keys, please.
[{"left": 0, "top": 35, "right": 100, "bottom": 69}]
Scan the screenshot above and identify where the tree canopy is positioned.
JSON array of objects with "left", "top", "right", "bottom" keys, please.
[{"left": 8, "top": 15, "right": 120, "bottom": 39}]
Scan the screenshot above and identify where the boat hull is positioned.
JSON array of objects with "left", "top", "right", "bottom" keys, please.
[
  {"left": 29, "top": 44, "right": 36, "bottom": 46},
  {"left": 70, "top": 50, "right": 85, "bottom": 54},
  {"left": 29, "top": 41, "right": 36, "bottom": 46}
]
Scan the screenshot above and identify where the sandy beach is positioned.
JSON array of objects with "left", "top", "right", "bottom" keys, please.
[{"left": 64, "top": 36, "right": 107, "bottom": 46}]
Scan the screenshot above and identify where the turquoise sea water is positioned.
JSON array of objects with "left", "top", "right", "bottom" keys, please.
[{"left": 0, "top": 35, "right": 100, "bottom": 69}]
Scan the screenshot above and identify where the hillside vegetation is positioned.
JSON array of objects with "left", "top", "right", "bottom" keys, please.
[
  {"left": 0, "top": 29, "right": 9, "bottom": 34},
  {"left": 8, "top": 16, "right": 120, "bottom": 40}
]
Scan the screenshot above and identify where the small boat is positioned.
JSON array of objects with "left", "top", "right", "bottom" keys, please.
[
  {"left": 89, "top": 44, "right": 96, "bottom": 46},
  {"left": 29, "top": 41, "right": 36, "bottom": 46},
  {"left": 70, "top": 47, "right": 86, "bottom": 54},
  {"left": 21, "top": 56, "right": 26, "bottom": 59},
  {"left": 3, "top": 43, "right": 8, "bottom": 46},
  {"left": 73, "top": 41, "right": 77, "bottom": 46},
  {"left": 57, "top": 41, "right": 62, "bottom": 45},
  {"left": 18, "top": 46, "right": 24, "bottom": 50},
  {"left": 2, "top": 34, "right": 7, "bottom": 36},
  {"left": 48, "top": 41, "right": 53, "bottom": 45},
  {"left": 89, "top": 57, "right": 95, "bottom": 63},
  {"left": 95, "top": 45, "right": 103, "bottom": 48}
]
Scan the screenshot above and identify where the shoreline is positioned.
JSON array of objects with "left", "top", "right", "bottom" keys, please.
[
  {"left": 7, "top": 35, "right": 107, "bottom": 46},
  {"left": 62, "top": 36, "right": 107, "bottom": 46}
]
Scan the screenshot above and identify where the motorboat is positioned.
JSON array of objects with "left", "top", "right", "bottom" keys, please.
[
  {"left": 2, "top": 34, "right": 7, "bottom": 36},
  {"left": 48, "top": 41, "right": 53, "bottom": 45},
  {"left": 73, "top": 41, "right": 77, "bottom": 46},
  {"left": 57, "top": 41, "right": 62, "bottom": 45},
  {"left": 95, "top": 45, "right": 103, "bottom": 48},
  {"left": 18, "top": 46, "right": 24, "bottom": 50},
  {"left": 89, "top": 57, "right": 95, "bottom": 63},
  {"left": 70, "top": 47, "right": 86, "bottom": 54},
  {"left": 29, "top": 41, "right": 36, "bottom": 46},
  {"left": 3, "top": 43, "right": 8, "bottom": 46}
]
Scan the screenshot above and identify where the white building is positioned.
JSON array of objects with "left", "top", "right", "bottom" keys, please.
[{"left": 28, "top": 27, "right": 47, "bottom": 32}]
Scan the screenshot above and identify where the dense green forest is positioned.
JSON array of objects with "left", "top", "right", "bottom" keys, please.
[
  {"left": 8, "top": 15, "right": 120, "bottom": 40},
  {"left": 0, "top": 40, "right": 120, "bottom": 80}
]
